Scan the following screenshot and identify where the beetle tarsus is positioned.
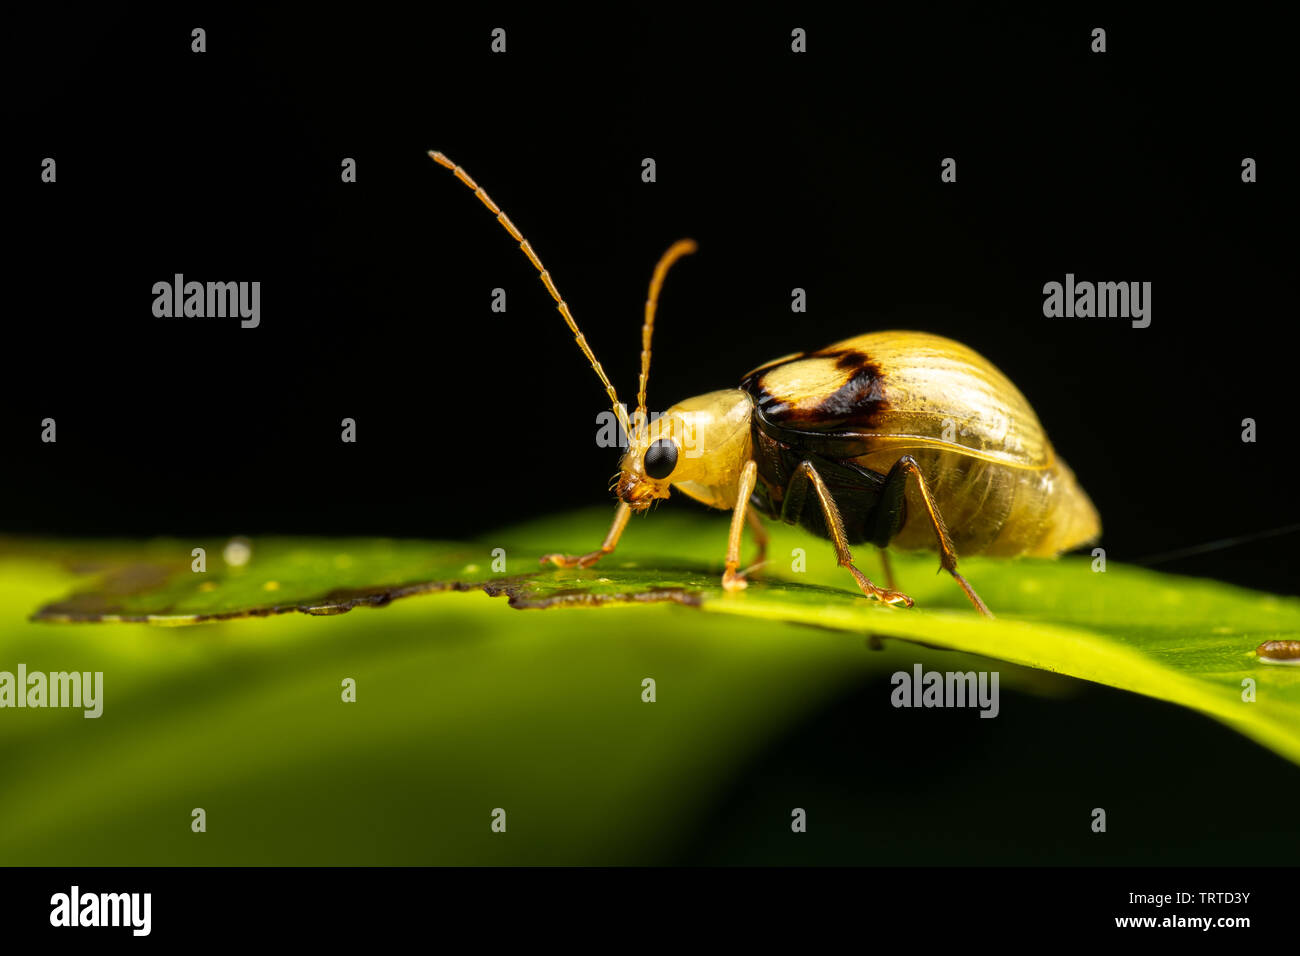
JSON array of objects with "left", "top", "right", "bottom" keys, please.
[
  {"left": 722, "top": 567, "right": 749, "bottom": 591},
  {"left": 847, "top": 564, "right": 914, "bottom": 608},
  {"left": 541, "top": 502, "right": 633, "bottom": 572},
  {"left": 541, "top": 550, "right": 606, "bottom": 569}
]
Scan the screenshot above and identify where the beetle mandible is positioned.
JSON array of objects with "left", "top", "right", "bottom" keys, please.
[{"left": 430, "top": 151, "right": 1101, "bottom": 616}]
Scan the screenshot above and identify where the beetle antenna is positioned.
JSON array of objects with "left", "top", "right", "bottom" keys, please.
[
  {"left": 636, "top": 239, "right": 697, "bottom": 439},
  {"left": 429, "top": 150, "right": 629, "bottom": 435}
]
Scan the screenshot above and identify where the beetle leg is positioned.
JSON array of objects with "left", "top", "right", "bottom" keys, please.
[
  {"left": 722, "top": 461, "right": 759, "bottom": 590},
  {"left": 880, "top": 455, "right": 993, "bottom": 618},
  {"left": 877, "top": 547, "right": 897, "bottom": 591},
  {"left": 784, "top": 460, "right": 914, "bottom": 608},
  {"left": 541, "top": 501, "right": 632, "bottom": 569},
  {"left": 746, "top": 507, "right": 769, "bottom": 567}
]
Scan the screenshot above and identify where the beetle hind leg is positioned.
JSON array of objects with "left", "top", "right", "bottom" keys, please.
[
  {"left": 784, "top": 460, "right": 914, "bottom": 608},
  {"left": 875, "top": 456, "right": 993, "bottom": 618},
  {"left": 877, "top": 547, "right": 897, "bottom": 591}
]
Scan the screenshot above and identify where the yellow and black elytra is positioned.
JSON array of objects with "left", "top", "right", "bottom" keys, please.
[{"left": 430, "top": 151, "right": 1101, "bottom": 616}]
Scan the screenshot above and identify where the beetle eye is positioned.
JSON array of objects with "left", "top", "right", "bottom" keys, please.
[{"left": 643, "top": 439, "right": 678, "bottom": 480}]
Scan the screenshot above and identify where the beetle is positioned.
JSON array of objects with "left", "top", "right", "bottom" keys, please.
[{"left": 430, "top": 150, "right": 1101, "bottom": 616}]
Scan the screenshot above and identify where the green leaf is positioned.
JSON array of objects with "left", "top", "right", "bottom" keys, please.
[
  {"left": 17, "top": 507, "right": 1300, "bottom": 770},
  {"left": 2, "top": 508, "right": 1298, "bottom": 865}
]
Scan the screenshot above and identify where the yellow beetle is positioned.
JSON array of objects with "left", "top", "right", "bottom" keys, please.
[{"left": 431, "top": 151, "right": 1101, "bottom": 616}]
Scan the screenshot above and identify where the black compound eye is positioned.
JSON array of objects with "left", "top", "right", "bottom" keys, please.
[{"left": 643, "top": 439, "right": 678, "bottom": 480}]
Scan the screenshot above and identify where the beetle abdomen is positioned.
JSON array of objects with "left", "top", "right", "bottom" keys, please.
[
  {"left": 855, "top": 446, "right": 1100, "bottom": 557},
  {"left": 741, "top": 331, "right": 1101, "bottom": 558}
]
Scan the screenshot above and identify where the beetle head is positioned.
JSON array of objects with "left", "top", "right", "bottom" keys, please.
[
  {"left": 616, "top": 390, "right": 754, "bottom": 512},
  {"left": 614, "top": 410, "right": 682, "bottom": 512}
]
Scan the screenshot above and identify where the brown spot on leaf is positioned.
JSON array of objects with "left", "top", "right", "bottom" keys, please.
[
  {"left": 32, "top": 570, "right": 700, "bottom": 625},
  {"left": 488, "top": 583, "right": 702, "bottom": 610}
]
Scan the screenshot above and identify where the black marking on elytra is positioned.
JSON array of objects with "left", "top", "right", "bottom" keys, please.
[
  {"left": 810, "top": 359, "right": 888, "bottom": 422},
  {"left": 835, "top": 352, "right": 865, "bottom": 370},
  {"left": 741, "top": 348, "right": 889, "bottom": 429},
  {"left": 810, "top": 347, "right": 873, "bottom": 373}
]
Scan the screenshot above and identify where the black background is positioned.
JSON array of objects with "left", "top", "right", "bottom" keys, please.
[
  {"left": 3, "top": 8, "right": 1291, "bottom": 592},
  {"left": 2, "top": 6, "right": 1299, "bottom": 874}
]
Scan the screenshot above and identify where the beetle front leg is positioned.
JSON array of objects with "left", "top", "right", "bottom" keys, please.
[
  {"left": 541, "top": 501, "right": 632, "bottom": 569},
  {"left": 746, "top": 507, "right": 769, "bottom": 568},
  {"left": 722, "top": 460, "right": 759, "bottom": 590}
]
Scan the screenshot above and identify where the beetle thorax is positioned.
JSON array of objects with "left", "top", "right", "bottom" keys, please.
[{"left": 615, "top": 389, "right": 754, "bottom": 512}]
